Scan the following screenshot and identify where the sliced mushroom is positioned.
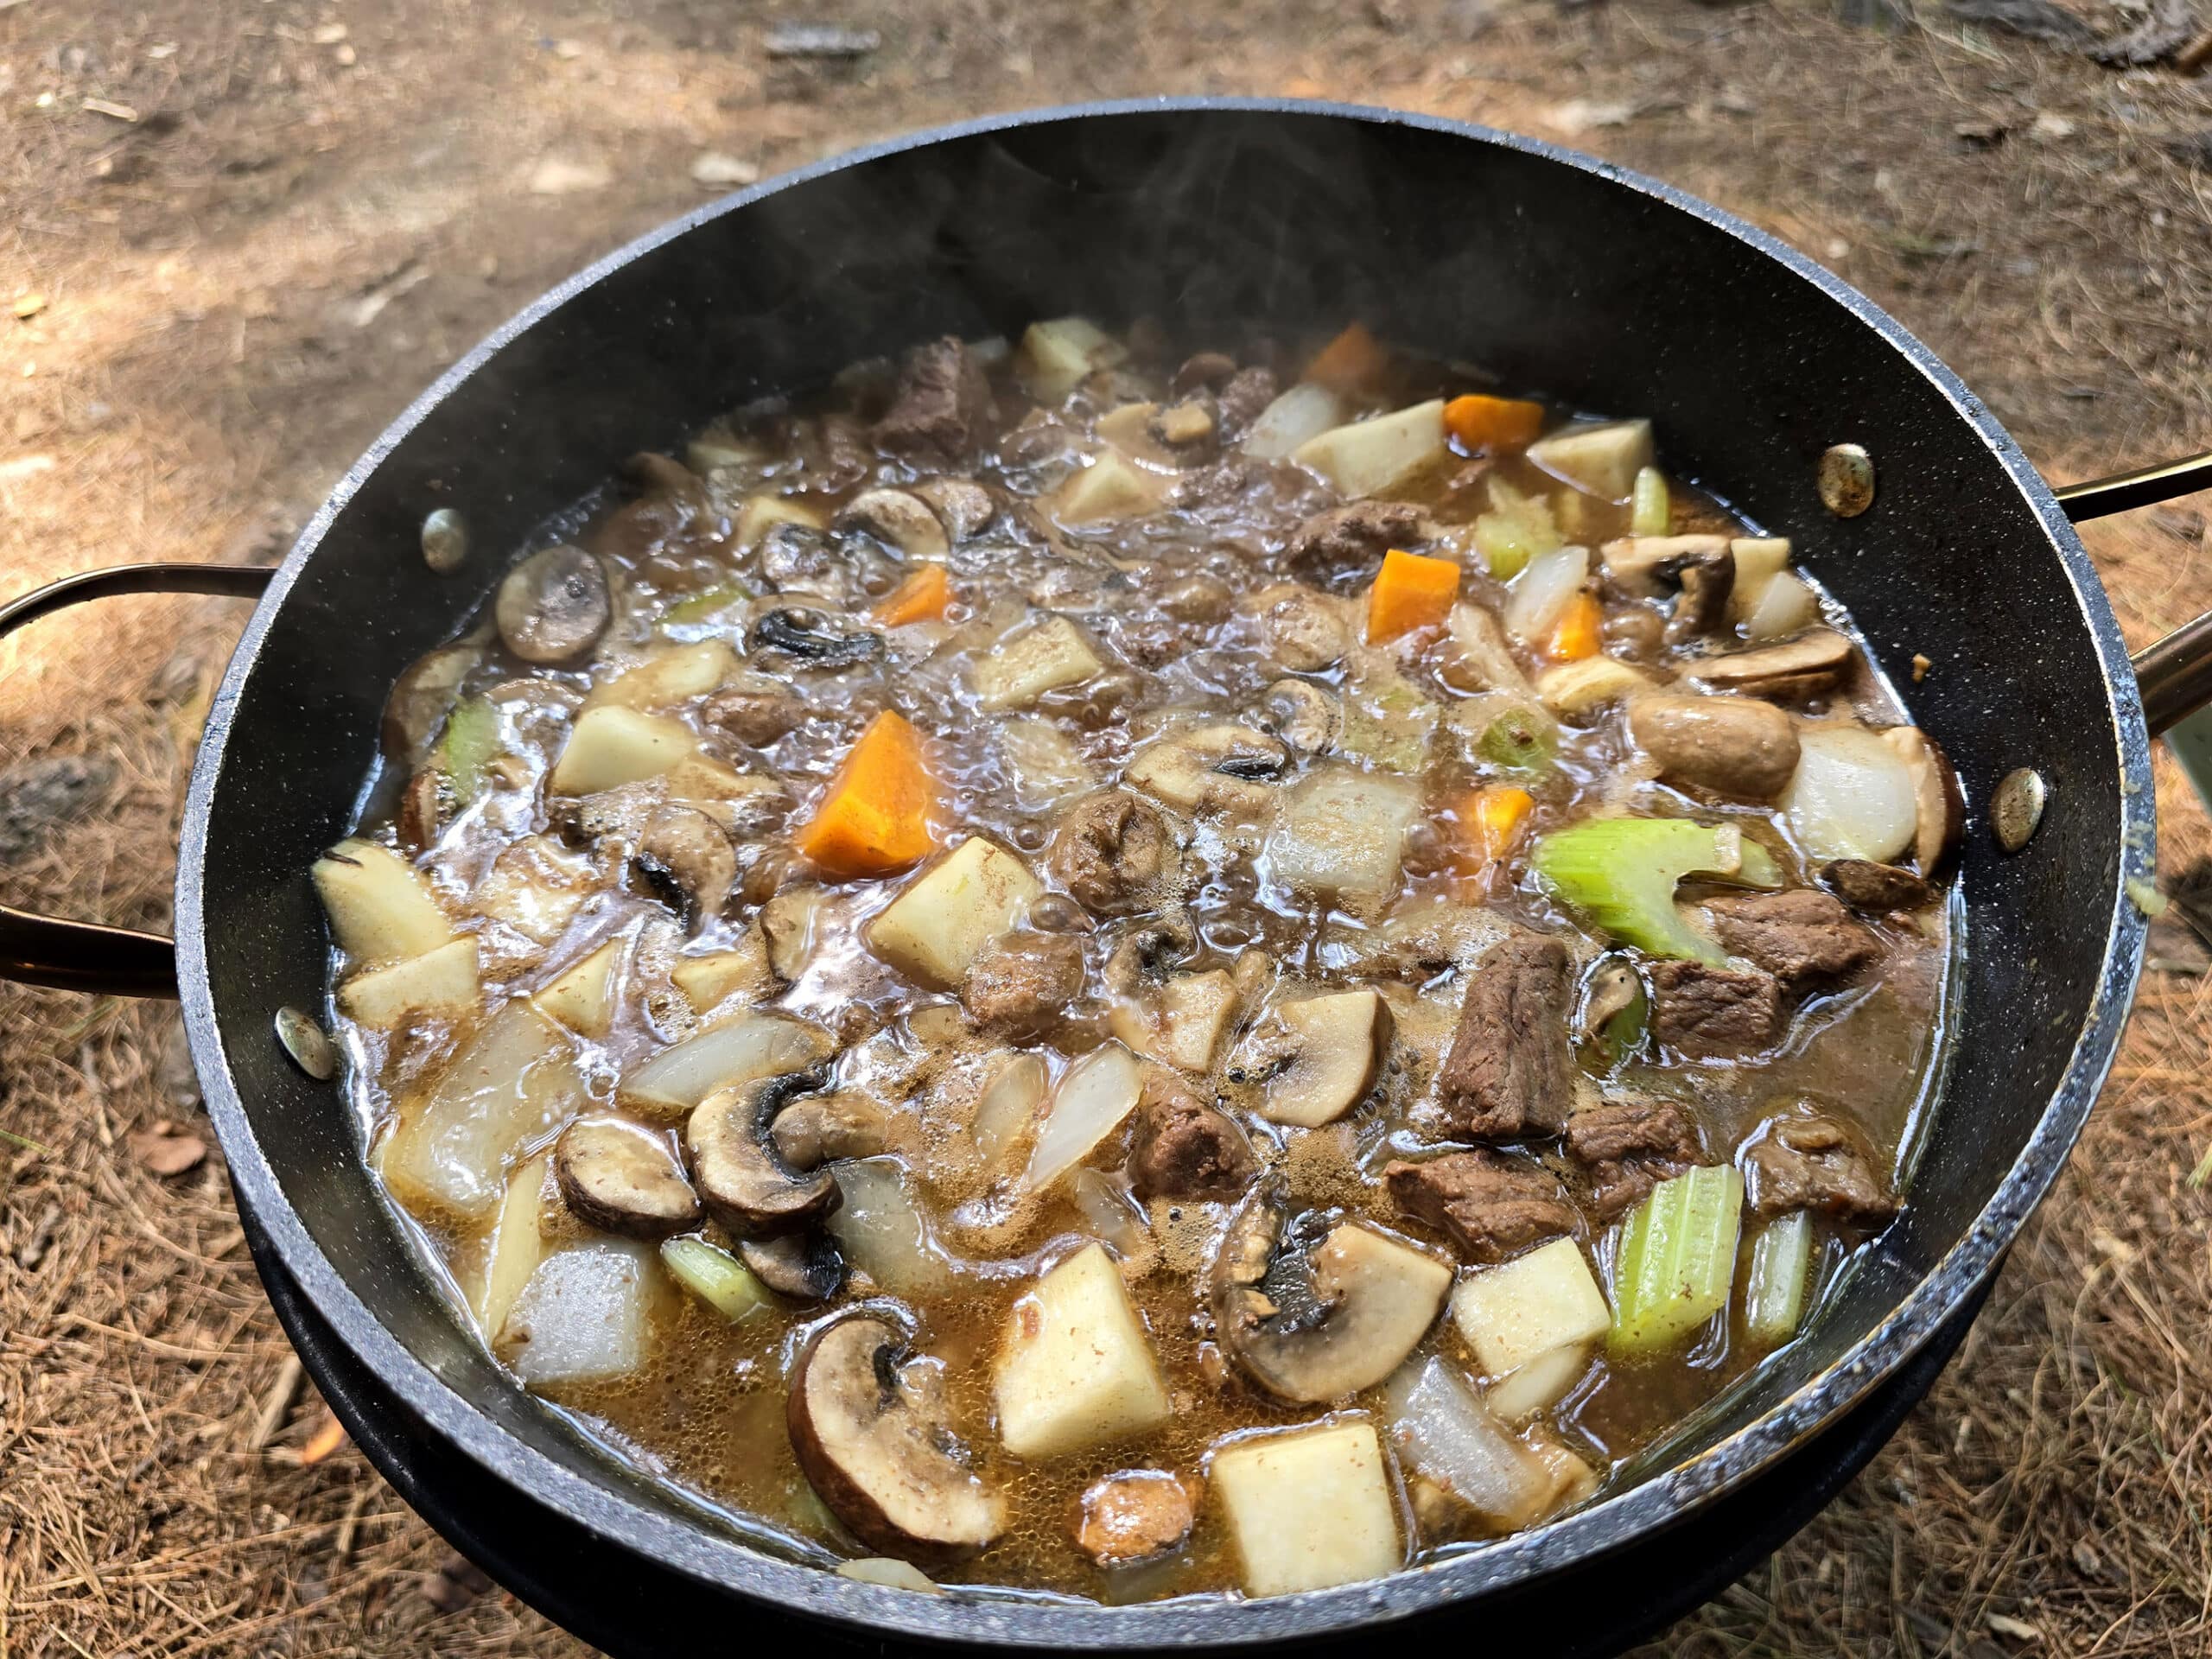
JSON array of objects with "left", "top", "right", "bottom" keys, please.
[
  {"left": 1228, "top": 989, "right": 1393, "bottom": 1128},
  {"left": 1599, "top": 535, "right": 1732, "bottom": 601},
  {"left": 1169, "top": 351, "right": 1238, "bottom": 397},
  {"left": 1683, "top": 628, "right": 1854, "bottom": 700},
  {"left": 787, "top": 1316, "right": 1007, "bottom": 1556},
  {"left": 1627, "top": 694, "right": 1801, "bottom": 799},
  {"left": 1878, "top": 726, "right": 1965, "bottom": 873},
  {"left": 396, "top": 768, "right": 444, "bottom": 852},
  {"left": 760, "top": 885, "right": 826, "bottom": 982},
  {"left": 836, "top": 488, "right": 951, "bottom": 560},
  {"left": 1669, "top": 547, "right": 1735, "bottom": 643},
  {"left": 632, "top": 804, "right": 736, "bottom": 929},
  {"left": 740, "top": 1231, "right": 847, "bottom": 1300},
  {"left": 1124, "top": 722, "right": 1288, "bottom": 815},
  {"left": 1208, "top": 1186, "right": 1453, "bottom": 1402},
  {"left": 381, "top": 641, "right": 481, "bottom": 760},
  {"left": 1576, "top": 954, "right": 1649, "bottom": 1070},
  {"left": 554, "top": 1117, "right": 702, "bottom": 1238},
  {"left": 496, "top": 545, "right": 611, "bottom": 665},
  {"left": 1260, "top": 678, "right": 1342, "bottom": 755},
  {"left": 771, "top": 1090, "right": 892, "bottom": 1170},
  {"left": 1821, "top": 857, "right": 1936, "bottom": 913},
  {"left": 913, "top": 477, "right": 997, "bottom": 543},
  {"left": 749, "top": 607, "right": 883, "bottom": 667},
  {"left": 686, "top": 1074, "right": 841, "bottom": 1237}
]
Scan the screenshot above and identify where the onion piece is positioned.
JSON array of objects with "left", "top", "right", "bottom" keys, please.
[
  {"left": 972, "top": 1052, "right": 1048, "bottom": 1171},
  {"left": 1383, "top": 1355, "right": 1556, "bottom": 1528},
  {"left": 382, "top": 1001, "right": 582, "bottom": 1222},
  {"left": 1745, "top": 571, "right": 1818, "bottom": 640},
  {"left": 1782, "top": 725, "right": 1918, "bottom": 862},
  {"left": 827, "top": 1157, "right": 954, "bottom": 1297},
  {"left": 619, "top": 1011, "right": 833, "bottom": 1116},
  {"left": 1503, "top": 544, "right": 1590, "bottom": 646},
  {"left": 1024, "top": 1042, "right": 1143, "bottom": 1192},
  {"left": 499, "top": 1239, "right": 656, "bottom": 1388},
  {"left": 1241, "top": 383, "right": 1346, "bottom": 461}
]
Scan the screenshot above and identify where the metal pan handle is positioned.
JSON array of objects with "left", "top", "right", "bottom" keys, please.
[
  {"left": 0, "top": 563, "right": 275, "bottom": 998},
  {"left": 2057, "top": 450, "right": 2212, "bottom": 734}
]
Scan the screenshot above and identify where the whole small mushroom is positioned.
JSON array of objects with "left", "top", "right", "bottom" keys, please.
[{"left": 496, "top": 545, "right": 611, "bottom": 665}]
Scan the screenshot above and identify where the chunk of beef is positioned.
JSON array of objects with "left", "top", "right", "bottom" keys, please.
[
  {"left": 1047, "top": 789, "right": 1178, "bottom": 917},
  {"left": 1383, "top": 1149, "right": 1579, "bottom": 1262},
  {"left": 1170, "top": 351, "right": 1239, "bottom": 397},
  {"left": 1127, "top": 1072, "right": 1257, "bottom": 1202},
  {"left": 1284, "top": 500, "right": 1427, "bottom": 589},
  {"left": 872, "top": 336, "right": 995, "bottom": 463},
  {"left": 961, "top": 931, "right": 1086, "bottom": 1037},
  {"left": 1821, "top": 858, "right": 1936, "bottom": 914},
  {"left": 1564, "top": 1098, "right": 1703, "bottom": 1222},
  {"left": 1436, "top": 935, "right": 1576, "bottom": 1141},
  {"left": 1647, "top": 960, "right": 1781, "bottom": 1058},
  {"left": 1076, "top": 1471, "right": 1197, "bottom": 1567},
  {"left": 1741, "top": 1109, "right": 1897, "bottom": 1224},
  {"left": 1704, "top": 888, "right": 1879, "bottom": 994},
  {"left": 1214, "top": 366, "right": 1281, "bottom": 438},
  {"left": 702, "top": 676, "right": 806, "bottom": 747}
]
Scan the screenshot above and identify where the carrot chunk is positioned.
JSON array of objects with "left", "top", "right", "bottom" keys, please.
[
  {"left": 1447, "top": 785, "right": 1536, "bottom": 882},
  {"left": 1444, "top": 394, "right": 1547, "bottom": 454},
  {"left": 795, "top": 711, "right": 936, "bottom": 878},
  {"left": 1366, "top": 548, "right": 1463, "bottom": 645},
  {"left": 874, "top": 563, "right": 950, "bottom": 627},
  {"left": 1305, "top": 322, "right": 1389, "bottom": 392},
  {"left": 1546, "top": 591, "right": 1603, "bottom": 661}
]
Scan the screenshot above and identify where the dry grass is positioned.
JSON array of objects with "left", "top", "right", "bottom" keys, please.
[{"left": 4, "top": 0, "right": 2212, "bottom": 1653}]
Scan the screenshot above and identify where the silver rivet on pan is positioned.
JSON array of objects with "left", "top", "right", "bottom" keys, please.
[
  {"left": 1992, "top": 767, "right": 2047, "bottom": 853},
  {"left": 1818, "top": 444, "right": 1875, "bottom": 518},
  {"left": 275, "top": 1006, "right": 336, "bottom": 1081},
  {"left": 421, "top": 507, "right": 468, "bottom": 574}
]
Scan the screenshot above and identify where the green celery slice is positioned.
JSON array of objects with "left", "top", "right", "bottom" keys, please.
[
  {"left": 1473, "top": 478, "right": 1562, "bottom": 580},
  {"left": 659, "top": 1236, "right": 769, "bottom": 1322},
  {"left": 1531, "top": 817, "right": 1781, "bottom": 963},
  {"left": 1611, "top": 1164, "right": 1745, "bottom": 1355},
  {"left": 1630, "top": 466, "right": 1670, "bottom": 536},
  {"left": 1743, "top": 1210, "right": 1814, "bottom": 1347},
  {"left": 1477, "top": 707, "right": 1556, "bottom": 772},
  {"left": 436, "top": 695, "right": 501, "bottom": 805},
  {"left": 659, "top": 582, "right": 754, "bottom": 626}
]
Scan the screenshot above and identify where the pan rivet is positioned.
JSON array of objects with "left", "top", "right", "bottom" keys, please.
[
  {"left": 1992, "top": 767, "right": 2047, "bottom": 853},
  {"left": 275, "top": 1007, "right": 336, "bottom": 1081},
  {"left": 421, "top": 508, "right": 468, "bottom": 574},
  {"left": 1818, "top": 444, "right": 1875, "bottom": 518}
]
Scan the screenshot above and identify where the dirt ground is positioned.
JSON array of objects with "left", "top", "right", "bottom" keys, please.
[{"left": 4, "top": 1, "right": 2212, "bottom": 1654}]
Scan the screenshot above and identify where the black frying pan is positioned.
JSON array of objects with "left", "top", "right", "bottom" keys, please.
[{"left": 5, "top": 101, "right": 2209, "bottom": 1656}]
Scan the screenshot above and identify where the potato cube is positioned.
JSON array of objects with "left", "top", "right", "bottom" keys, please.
[
  {"left": 1450, "top": 1236, "right": 1612, "bottom": 1376},
  {"left": 1211, "top": 1419, "right": 1402, "bottom": 1597},
  {"left": 868, "top": 836, "right": 1041, "bottom": 989},
  {"left": 1051, "top": 450, "right": 1160, "bottom": 525},
  {"left": 1291, "top": 399, "right": 1446, "bottom": 499},
  {"left": 994, "top": 1243, "right": 1171, "bottom": 1459},
  {"left": 338, "top": 936, "right": 480, "bottom": 1028},
  {"left": 1265, "top": 766, "right": 1419, "bottom": 904},
  {"left": 1726, "top": 537, "right": 1792, "bottom": 622},
  {"left": 1535, "top": 657, "right": 1656, "bottom": 718},
  {"left": 974, "top": 616, "right": 1103, "bottom": 711},
  {"left": 535, "top": 938, "right": 622, "bottom": 1039},
  {"left": 499, "top": 1239, "right": 658, "bottom": 1389},
  {"left": 583, "top": 640, "right": 734, "bottom": 713},
  {"left": 1017, "top": 315, "right": 1126, "bottom": 402},
  {"left": 670, "top": 935, "right": 773, "bottom": 1015},
  {"left": 1527, "top": 418, "right": 1656, "bottom": 503},
  {"left": 549, "top": 706, "right": 695, "bottom": 795},
  {"left": 312, "top": 837, "right": 455, "bottom": 964},
  {"left": 1149, "top": 969, "right": 1242, "bottom": 1074}
]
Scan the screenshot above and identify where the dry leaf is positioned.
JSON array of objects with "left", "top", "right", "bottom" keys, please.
[
  {"left": 300, "top": 1410, "right": 349, "bottom": 1465},
  {"left": 1987, "top": 1611, "right": 2044, "bottom": 1642},
  {"left": 528, "top": 156, "right": 612, "bottom": 196},
  {"left": 129, "top": 1124, "right": 207, "bottom": 1177}
]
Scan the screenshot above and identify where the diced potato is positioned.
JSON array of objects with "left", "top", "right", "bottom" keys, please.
[
  {"left": 1450, "top": 1236, "right": 1612, "bottom": 1376},
  {"left": 1017, "top": 316, "right": 1126, "bottom": 402},
  {"left": 338, "top": 936, "right": 480, "bottom": 1028},
  {"left": 582, "top": 641, "right": 735, "bottom": 713},
  {"left": 735, "top": 493, "right": 825, "bottom": 549},
  {"left": 474, "top": 1153, "right": 551, "bottom": 1340},
  {"left": 383, "top": 1000, "right": 586, "bottom": 1221},
  {"left": 1051, "top": 450, "right": 1160, "bottom": 524},
  {"left": 1210, "top": 1419, "right": 1402, "bottom": 1598},
  {"left": 1128, "top": 969, "right": 1242, "bottom": 1074},
  {"left": 1527, "top": 418, "right": 1656, "bottom": 502},
  {"left": 1726, "top": 537, "right": 1792, "bottom": 622},
  {"left": 1290, "top": 399, "right": 1447, "bottom": 498},
  {"left": 1535, "top": 656, "right": 1657, "bottom": 717},
  {"left": 1094, "top": 400, "right": 1171, "bottom": 463},
  {"left": 549, "top": 706, "right": 696, "bottom": 796},
  {"left": 471, "top": 836, "right": 596, "bottom": 944},
  {"left": 1265, "top": 765, "right": 1420, "bottom": 905},
  {"left": 670, "top": 938, "right": 772, "bottom": 1014},
  {"left": 535, "top": 938, "right": 621, "bottom": 1039},
  {"left": 994, "top": 1243, "right": 1172, "bottom": 1459},
  {"left": 998, "top": 717, "right": 1095, "bottom": 808},
  {"left": 619, "top": 1009, "right": 835, "bottom": 1115},
  {"left": 313, "top": 838, "right": 455, "bottom": 964},
  {"left": 975, "top": 615, "right": 1104, "bottom": 712},
  {"left": 1242, "top": 382, "right": 1347, "bottom": 461},
  {"left": 498, "top": 1239, "right": 658, "bottom": 1389},
  {"left": 868, "top": 836, "right": 1042, "bottom": 989}
]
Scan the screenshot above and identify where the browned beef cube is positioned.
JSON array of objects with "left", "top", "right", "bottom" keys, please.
[
  {"left": 1741, "top": 1110, "right": 1897, "bottom": 1225},
  {"left": 1821, "top": 859, "right": 1936, "bottom": 915},
  {"left": 1284, "top": 501, "right": 1427, "bottom": 588},
  {"left": 1647, "top": 960, "right": 1782, "bottom": 1058},
  {"left": 960, "top": 931, "right": 1084, "bottom": 1037},
  {"left": 1704, "top": 888, "right": 1879, "bottom": 993},
  {"left": 1437, "top": 934, "right": 1576, "bottom": 1141},
  {"left": 1383, "top": 1150, "right": 1580, "bottom": 1262},
  {"left": 1564, "top": 1098, "right": 1704, "bottom": 1221},
  {"left": 1213, "top": 366, "right": 1280, "bottom": 437},
  {"left": 1127, "top": 1072, "right": 1256, "bottom": 1203},
  {"left": 872, "top": 336, "right": 995, "bottom": 462}
]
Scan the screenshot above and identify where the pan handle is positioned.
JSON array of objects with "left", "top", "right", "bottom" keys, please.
[
  {"left": 0, "top": 563, "right": 276, "bottom": 999},
  {"left": 2057, "top": 449, "right": 2212, "bottom": 735}
]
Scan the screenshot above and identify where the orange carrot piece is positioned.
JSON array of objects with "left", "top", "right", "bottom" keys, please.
[
  {"left": 1366, "top": 548, "right": 1463, "bottom": 645},
  {"left": 1444, "top": 394, "right": 1547, "bottom": 454},
  {"left": 1305, "top": 322, "right": 1389, "bottom": 392},
  {"left": 1449, "top": 785, "right": 1536, "bottom": 876},
  {"left": 795, "top": 711, "right": 936, "bottom": 879},
  {"left": 1546, "top": 591, "right": 1604, "bottom": 661},
  {"left": 874, "top": 563, "right": 950, "bottom": 627}
]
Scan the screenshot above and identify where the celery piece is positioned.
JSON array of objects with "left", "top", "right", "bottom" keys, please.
[
  {"left": 1611, "top": 1164, "right": 1745, "bottom": 1355},
  {"left": 1341, "top": 664, "right": 1440, "bottom": 773},
  {"left": 1472, "top": 478, "right": 1562, "bottom": 581},
  {"left": 1744, "top": 1210, "right": 1814, "bottom": 1346},
  {"left": 1630, "top": 467, "right": 1670, "bottom": 536},
  {"left": 1478, "top": 707, "right": 1557, "bottom": 772},
  {"left": 659, "top": 1236, "right": 770, "bottom": 1322},
  {"left": 1532, "top": 817, "right": 1778, "bottom": 963},
  {"left": 436, "top": 696, "right": 501, "bottom": 805},
  {"left": 660, "top": 582, "right": 754, "bottom": 626}
]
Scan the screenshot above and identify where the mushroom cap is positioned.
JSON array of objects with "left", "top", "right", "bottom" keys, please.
[
  {"left": 686, "top": 1074, "right": 841, "bottom": 1237},
  {"left": 555, "top": 1117, "right": 702, "bottom": 1239},
  {"left": 1209, "top": 1187, "right": 1453, "bottom": 1402},
  {"left": 496, "top": 544, "right": 612, "bottom": 665},
  {"left": 1684, "top": 628, "right": 1854, "bottom": 700},
  {"left": 739, "top": 1231, "right": 847, "bottom": 1301},
  {"left": 786, "top": 1316, "right": 1006, "bottom": 1557}
]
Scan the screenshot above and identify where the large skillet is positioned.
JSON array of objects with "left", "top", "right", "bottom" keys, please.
[{"left": 7, "top": 101, "right": 2212, "bottom": 1655}]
